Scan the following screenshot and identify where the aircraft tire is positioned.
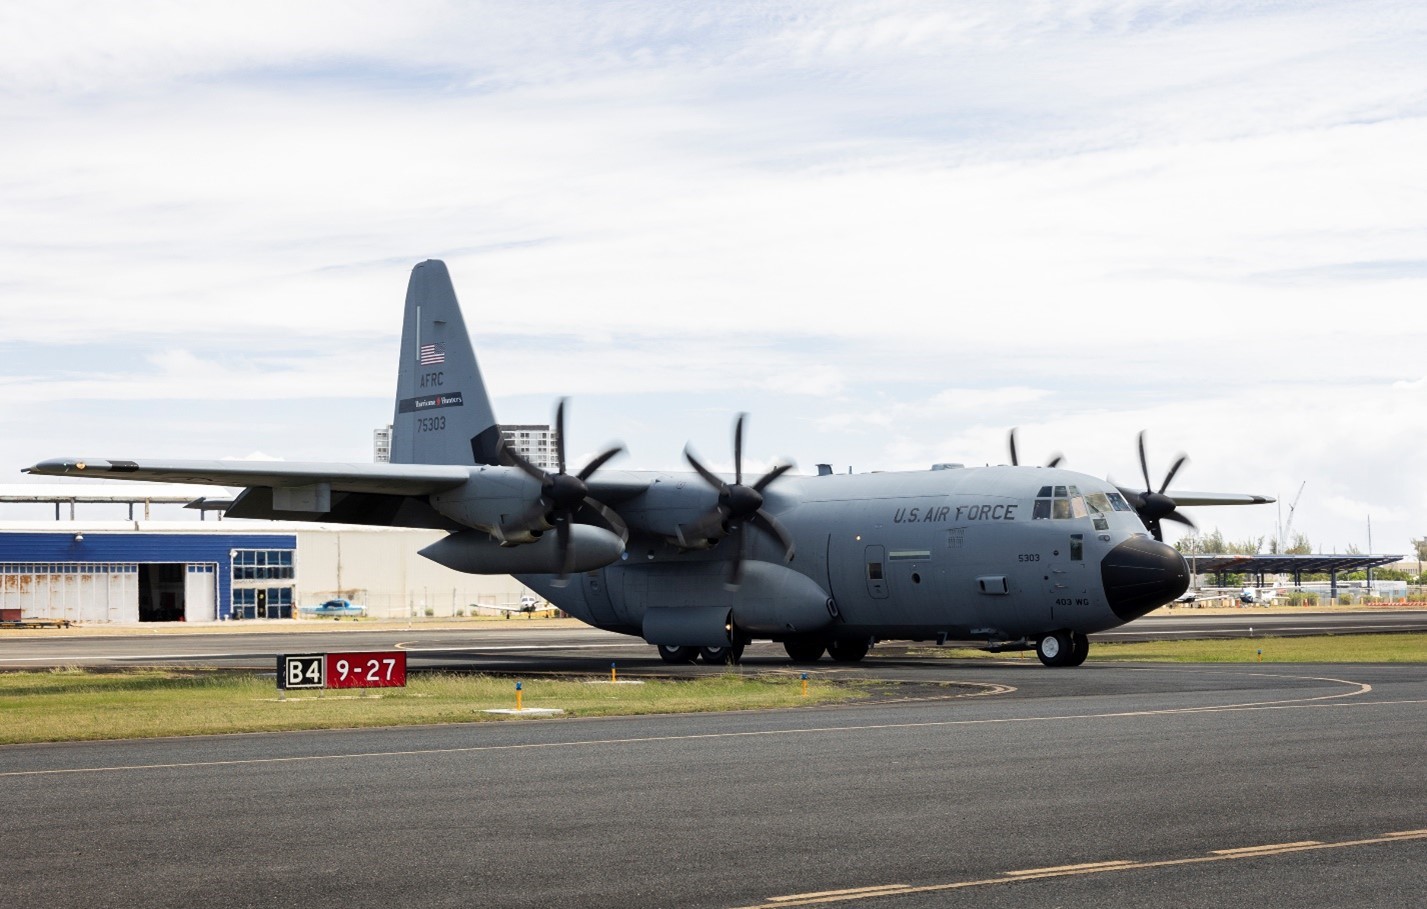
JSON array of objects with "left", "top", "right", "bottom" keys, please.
[
  {"left": 783, "top": 639, "right": 826, "bottom": 663},
  {"left": 699, "top": 644, "right": 745, "bottom": 665},
  {"left": 1067, "top": 632, "right": 1090, "bottom": 667},
  {"left": 1036, "top": 630, "right": 1075, "bottom": 667},
  {"left": 657, "top": 644, "right": 699, "bottom": 664},
  {"left": 827, "top": 639, "right": 870, "bottom": 663}
]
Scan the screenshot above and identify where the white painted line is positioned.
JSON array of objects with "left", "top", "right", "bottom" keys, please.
[{"left": 482, "top": 708, "right": 564, "bottom": 716}]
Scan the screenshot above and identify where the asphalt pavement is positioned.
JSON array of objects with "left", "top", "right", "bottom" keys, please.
[{"left": 3, "top": 659, "right": 1424, "bottom": 908}]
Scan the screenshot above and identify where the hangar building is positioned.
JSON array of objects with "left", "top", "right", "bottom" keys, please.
[{"left": 0, "top": 520, "right": 530, "bottom": 624}]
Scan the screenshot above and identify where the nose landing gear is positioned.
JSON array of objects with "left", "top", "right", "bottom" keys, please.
[{"left": 1036, "top": 630, "right": 1089, "bottom": 667}]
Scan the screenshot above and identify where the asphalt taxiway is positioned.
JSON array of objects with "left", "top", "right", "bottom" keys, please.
[
  {"left": 2, "top": 659, "right": 1424, "bottom": 909},
  {"left": 1, "top": 610, "right": 1423, "bottom": 671}
]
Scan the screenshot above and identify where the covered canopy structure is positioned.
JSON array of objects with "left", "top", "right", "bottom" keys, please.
[{"left": 1184, "top": 553, "right": 1403, "bottom": 596}]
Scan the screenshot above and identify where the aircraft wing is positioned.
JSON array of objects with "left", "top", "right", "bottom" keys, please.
[
  {"left": 1161, "top": 490, "right": 1275, "bottom": 507},
  {"left": 23, "top": 458, "right": 470, "bottom": 496},
  {"left": 23, "top": 458, "right": 475, "bottom": 530}
]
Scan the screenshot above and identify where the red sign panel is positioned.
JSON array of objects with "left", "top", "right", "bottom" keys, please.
[{"left": 323, "top": 651, "right": 407, "bottom": 689}]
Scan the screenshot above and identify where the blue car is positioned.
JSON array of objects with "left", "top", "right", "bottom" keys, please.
[{"left": 300, "top": 599, "right": 367, "bottom": 619}]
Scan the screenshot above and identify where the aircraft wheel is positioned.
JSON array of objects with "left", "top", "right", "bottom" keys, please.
[
  {"left": 1067, "top": 632, "right": 1090, "bottom": 667},
  {"left": 699, "top": 644, "right": 744, "bottom": 665},
  {"left": 657, "top": 644, "right": 698, "bottom": 664},
  {"left": 827, "top": 639, "right": 869, "bottom": 663},
  {"left": 1036, "top": 630, "right": 1075, "bottom": 667},
  {"left": 783, "top": 639, "right": 826, "bottom": 663}
]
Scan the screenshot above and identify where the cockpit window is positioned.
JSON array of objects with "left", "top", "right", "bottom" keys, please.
[
  {"left": 1034, "top": 486, "right": 1091, "bottom": 521},
  {"left": 1107, "top": 492, "right": 1134, "bottom": 512},
  {"left": 1085, "top": 492, "right": 1111, "bottom": 514}
]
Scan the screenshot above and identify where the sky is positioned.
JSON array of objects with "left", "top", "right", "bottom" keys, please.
[{"left": 2, "top": 1, "right": 1425, "bottom": 556}]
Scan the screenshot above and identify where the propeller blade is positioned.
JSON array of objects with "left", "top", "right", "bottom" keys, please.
[
  {"left": 751, "top": 509, "right": 796, "bottom": 561},
  {"left": 726, "top": 525, "right": 748, "bottom": 589},
  {"left": 1159, "top": 454, "right": 1188, "bottom": 494},
  {"left": 1046, "top": 453, "right": 1064, "bottom": 469},
  {"left": 576, "top": 444, "right": 625, "bottom": 482},
  {"left": 751, "top": 461, "right": 793, "bottom": 493},
  {"left": 583, "top": 496, "right": 630, "bottom": 545},
  {"left": 499, "top": 439, "right": 548, "bottom": 483},
  {"left": 683, "top": 446, "right": 728, "bottom": 493},
  {"left": 554, "top": 399, "right": 567, "bottom": 475},
  {"left": 1009, "top": 428, "right": 1020, "bottom": 466},
  {"left": 733, "top": 414, "right": 745, "bottom": 486},
  {"left": 1138, "top": 431, "right": 1152, "bottom": 492},
  {"left": 1164, "top": 510, "right": 1196, "bottom": 530},
  {"left": 552, "top": 518, "right": 574, "bottom": 587}
]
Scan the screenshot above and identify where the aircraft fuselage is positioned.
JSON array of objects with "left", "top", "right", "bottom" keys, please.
[{"left": 518, "top": 464, "right": 1188, "bottom": 653}]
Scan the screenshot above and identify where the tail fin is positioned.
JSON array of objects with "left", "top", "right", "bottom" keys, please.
[{"left": 390, "top": 260, "right": 502, "bottom": 466}]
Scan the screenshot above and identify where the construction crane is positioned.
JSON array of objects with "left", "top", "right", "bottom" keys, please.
[{"left": 1278, "top": 481, "right": 1307, "bottom": 553}]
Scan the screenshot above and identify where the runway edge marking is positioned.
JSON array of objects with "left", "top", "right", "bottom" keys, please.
[{"left": 739, "top": 829, "right": 1427, "bottom": 908}]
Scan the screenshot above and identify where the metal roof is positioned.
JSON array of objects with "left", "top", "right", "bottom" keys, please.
[{"left": 1184, "top": 553, "right": 1403, "bottom": 575}]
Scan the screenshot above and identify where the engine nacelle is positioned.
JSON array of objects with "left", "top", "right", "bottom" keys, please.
[
  {"left": 419, "top": 527, "right": 625, "bottom": 575},
  {"left": 429, "top": 468, "right": 546, "bottom": 534}
]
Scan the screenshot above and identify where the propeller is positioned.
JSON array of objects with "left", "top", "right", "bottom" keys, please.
[
  {"left": 1008, "top": 428, "right": 1063, "bottom": 468},
  {"left": 1119, "top": 431, "right": 1196, "bottom": 542},
  {"left": 497, "top": 398, "right": 628, "bottom": 586},
  {"left": 679, "top": 414, "right": 796, "bottom": 588}
]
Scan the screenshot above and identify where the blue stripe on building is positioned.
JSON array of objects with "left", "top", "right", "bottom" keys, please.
[{"left": 0, "top": 533, "right": 297, "bottom": 620}]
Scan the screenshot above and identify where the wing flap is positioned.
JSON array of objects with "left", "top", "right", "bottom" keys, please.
[{"left": 226, "top": 487, "right": 463, "bottom": 529}]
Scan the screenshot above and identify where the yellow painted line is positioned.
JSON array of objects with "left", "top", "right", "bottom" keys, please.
[
  {"left": 768, "top": 885, "right": 911, "bottom": 901},
  {"left": 737, "top": 829, "right": 1427, "bottom": 908},
  {"left": 1004, "top": 860, "right": 1134, "bottom": 876},
  {"left": 1212, "top": 841, "right": 1320, "bottom": 856}
]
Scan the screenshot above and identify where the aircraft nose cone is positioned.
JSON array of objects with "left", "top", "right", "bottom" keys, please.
[{"left": 1100, "top": 536, "right": 1189, "bottom": 622}]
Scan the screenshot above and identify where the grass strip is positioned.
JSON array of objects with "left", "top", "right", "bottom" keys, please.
[
  {"left": 921, "top": 632, "right": 1427, "bottom": 664},
  {"left": 0, "top": 669, "right": 866, "bottom": 745}
]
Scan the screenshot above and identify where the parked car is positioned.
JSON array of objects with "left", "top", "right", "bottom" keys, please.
[{"left": 300, "top": 598, "right": 367, "bottom": 619}]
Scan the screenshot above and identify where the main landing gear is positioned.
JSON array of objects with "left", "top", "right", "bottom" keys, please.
[
  {"left": 1036, "top": 630, "right": 1089, "bottom": 667},
  {"left": 781, "top": 637, "right": 870, "bottom": 663},
  {"left": 656, "top": 643, "right": 746, "bottom": 664}
]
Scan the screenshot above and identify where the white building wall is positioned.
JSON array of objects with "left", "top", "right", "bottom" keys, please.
[{"left": 292, "top": 527, "right": 534, "bottom": 618}]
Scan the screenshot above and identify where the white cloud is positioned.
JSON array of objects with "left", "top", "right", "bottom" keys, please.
[{"left": 3, "top": 1, "right": 1427, "bottom": 554}]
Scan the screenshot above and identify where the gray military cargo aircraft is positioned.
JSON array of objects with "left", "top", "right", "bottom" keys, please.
[{"left": 26, "top": 260, "right": 1273, "bottom": 666}]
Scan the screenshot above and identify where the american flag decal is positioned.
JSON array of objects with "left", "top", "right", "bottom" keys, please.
[{"left": 418, "top": 342, "right": 446, "bottom": 365}]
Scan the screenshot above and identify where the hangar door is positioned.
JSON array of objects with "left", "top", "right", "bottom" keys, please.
[
  {"left": 0, "top": 563, "right": 140, "bottom": 623},
  {"left": 185, "top": 564, "right": 217, "bottom": 622}
]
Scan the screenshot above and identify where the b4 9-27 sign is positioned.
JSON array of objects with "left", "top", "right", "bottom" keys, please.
[{"left": 278, "top": 651, "right": 407, "bottom": 690}]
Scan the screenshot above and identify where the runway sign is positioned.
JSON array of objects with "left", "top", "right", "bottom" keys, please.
[
  {"left": 325, "top": 651, "right": 407, "bottom": 689},
  {"left": 278, "top": 653, "right": 325, "bottom": 690},
  {"left": 277, "top": 651, "right": 406, "bottom": 690}
]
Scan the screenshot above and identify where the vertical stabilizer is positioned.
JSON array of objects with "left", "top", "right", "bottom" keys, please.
[{"left": 390, "top": 260, "right": 502, "bottom": 466}]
